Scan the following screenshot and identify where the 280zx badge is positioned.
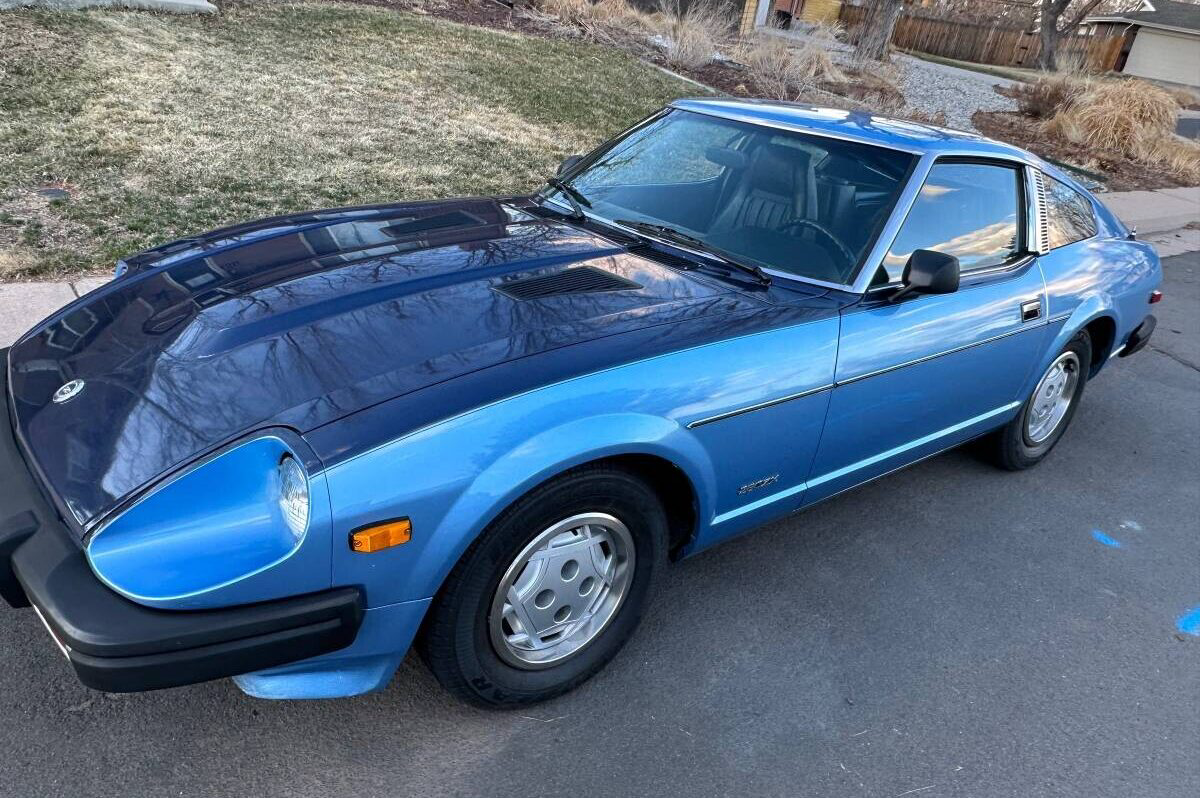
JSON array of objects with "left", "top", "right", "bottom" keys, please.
[{"left": 738, "top": 474, "right": 780, "bottom": 495}]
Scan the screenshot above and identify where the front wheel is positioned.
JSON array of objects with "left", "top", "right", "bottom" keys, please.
[
  {"left": 418, "top": 465, "right": 667, "bottom": 708},
  {"left": 990, "top": 330, "right": 1092, "bottom": 470}
]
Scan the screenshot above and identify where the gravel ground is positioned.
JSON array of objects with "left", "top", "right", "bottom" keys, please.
[
  {"left": 891, "top": 53, "right": 1018, "bottom": 132},
  {"left": 772, "top": 29, "right": 1018, "bottom": 133}
]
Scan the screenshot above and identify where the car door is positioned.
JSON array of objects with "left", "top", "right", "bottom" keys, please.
[{"left": 804, "top": 158, "right": 1050, "bottom": 505}]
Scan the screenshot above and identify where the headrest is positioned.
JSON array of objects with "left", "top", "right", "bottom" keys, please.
[
  {"left": 705, "top": 145, "right": 749, "bottom": 171},
  {"left": 746, "top": 143, "right": 809, "bottom": 196}
]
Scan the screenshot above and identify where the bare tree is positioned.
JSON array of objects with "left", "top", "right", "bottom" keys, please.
[
  {"left": 855, "top": 0, "right": 906, "bottom": 61},
  {"left": 1035, "top": 0, "right": 1144, "bottom": 70}
]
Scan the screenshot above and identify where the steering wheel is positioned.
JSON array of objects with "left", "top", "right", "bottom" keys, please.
[{"left": 778, "top": 218, "right": 857, "bottom": 271}]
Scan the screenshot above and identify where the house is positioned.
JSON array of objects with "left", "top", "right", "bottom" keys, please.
[
  {"left": 739, "top": 0, "right": 843, "bottom": 33},
  {"left": 770, "top": 0, "right": 843, "bottom": 28},
  {"left": 1087, "top": 0, "right": 1200, "bottom": 88}
]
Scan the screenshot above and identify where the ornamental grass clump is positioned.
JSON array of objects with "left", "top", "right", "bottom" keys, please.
[
  {"left": 1044, "top": 79, "right": 1200, "bottom": 183},
  {"left": 653, "top": 0, "right": 732, "bottom": 71},
  {"left": 738, "top": 31, "right": 844, "bottom": 101}
]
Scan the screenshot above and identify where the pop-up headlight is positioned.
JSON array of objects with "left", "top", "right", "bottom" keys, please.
[{"left": 86, "top": 434, "right": 318, "bottom": 606}]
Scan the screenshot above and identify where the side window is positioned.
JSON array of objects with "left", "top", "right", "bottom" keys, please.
[
  {"left": 1043, "top": 173, "right": 1097, "bottom": 249},
  {"left": 879, "top": 162, "right": 1023, "bottom": 283}
]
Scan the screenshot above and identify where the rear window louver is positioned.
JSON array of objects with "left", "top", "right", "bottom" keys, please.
[
  {"left": 1032, "top": 169, "right": 1051, "bottom": 254},
  {"left": 493, "top": 266, "right": 642, "bottom": 301}
]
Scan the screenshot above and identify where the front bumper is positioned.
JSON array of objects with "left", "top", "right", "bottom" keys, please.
[{"left": 1, "top": 350, "right": 365, "bottom": 693}]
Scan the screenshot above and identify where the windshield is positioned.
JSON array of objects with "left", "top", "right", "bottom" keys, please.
[{"left": 553, "top": 109, "right": 916, "bottom": 285}]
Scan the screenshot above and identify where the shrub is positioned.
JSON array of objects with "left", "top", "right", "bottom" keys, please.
[
  {"left": 1043, "top": 79, "right": 1200, "bottom": 183},
  {"left": 1045, "top": 79, "right": 1176, "bottom": 152},
  {"left": 1162, "top": 84, "right": 1200, "bottom": 111},
  {"left": 1000, "top": 73, "right": 1089, "bottom": 119},
  {"left": 738, "top": 34, "right": 844, "bottom": 101},
  {"left": 653, "top": 0, "right": 732, "bottom": 70},
  {"left": 1133, "top": 134, "right": 1200, "bottom": 183},
  {"left": 832, "top": 65, "right": 905, "bottom": 114}
]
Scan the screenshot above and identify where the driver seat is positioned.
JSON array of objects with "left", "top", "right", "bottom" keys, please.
[
  {"left": 705, "top": 143, "right": 844, "bottom": 282},
  {"left": 709, "top": 143, "right": 815, "bottom": 234}
]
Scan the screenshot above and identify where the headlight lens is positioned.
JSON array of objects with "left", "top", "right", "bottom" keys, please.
[{"left": 278, "top": 455, "right": 310, "bottom": 541}]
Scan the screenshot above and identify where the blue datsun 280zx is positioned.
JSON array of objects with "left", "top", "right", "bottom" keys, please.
[{"left": 0, "top": 99, "right": 1161, "bottom": 706}]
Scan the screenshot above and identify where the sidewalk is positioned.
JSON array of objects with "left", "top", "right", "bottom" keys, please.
[
  {"left": 0, "top": 188, "right": 1196, "bottom": 348},
  {"left": 1099, "top": 186, "right": 1198, "bottom": 236}
]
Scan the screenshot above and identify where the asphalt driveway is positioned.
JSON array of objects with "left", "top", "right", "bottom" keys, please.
[{"left": 1, "top": 254, "right": 1196, "bottom": 798}]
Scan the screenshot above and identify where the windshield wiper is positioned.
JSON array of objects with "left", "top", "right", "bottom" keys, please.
[
  {"left": 545, "top": 177, "right": 591, "bottom": 222},
  {"left": 614, "top": 220, "right": 771, "bottom": 285}
]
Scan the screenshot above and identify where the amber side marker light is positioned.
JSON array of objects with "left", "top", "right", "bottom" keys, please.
[{"left": 351, "top": 518, "right": 412, "bottom": 552}]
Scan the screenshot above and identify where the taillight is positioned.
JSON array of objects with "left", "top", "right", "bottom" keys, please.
[{"left": 1149, "top": 290, "right": 1163, "bottom": 304}]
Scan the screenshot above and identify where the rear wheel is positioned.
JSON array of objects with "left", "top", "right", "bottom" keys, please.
[
  {"left": 990, "top": 330, "right": 1091, "bottom": 470},
  {"left": 419, "top": 465, "right": 667, "bottom": 708}
]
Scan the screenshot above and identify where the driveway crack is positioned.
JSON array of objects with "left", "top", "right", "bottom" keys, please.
[{"left": 1149, "top": 344, "right": 1200, "bottom": 373}]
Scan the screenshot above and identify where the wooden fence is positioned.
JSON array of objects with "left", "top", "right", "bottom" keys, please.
[{"left": 838, "top": 6, "right": 1126, "bottom": 71}]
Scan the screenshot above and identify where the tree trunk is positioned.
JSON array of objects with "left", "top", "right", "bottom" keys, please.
[
  {"left": 855, "top": 0, "right": 904, "bottom": 62},
  {"left": 1036, "top": 2, "right": 1061, "bottom": 70}
]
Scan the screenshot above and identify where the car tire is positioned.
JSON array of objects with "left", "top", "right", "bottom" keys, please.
[
  {"left": 418, "top": 464, "right": 668, "bottom": 708},
  {"left": 990, "top": 329, "right": 1092, "bottom": 471}
]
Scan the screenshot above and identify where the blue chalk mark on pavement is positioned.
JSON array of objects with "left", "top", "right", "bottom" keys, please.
[
  {"left": 1177, "top": 606, "right": 1200, "bottom": 636},
  {"left": 1091, "top": 529, "right": 1122, "bottom": 548}
]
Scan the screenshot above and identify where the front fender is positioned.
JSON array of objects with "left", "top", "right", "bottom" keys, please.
[
  {"left": 322, "top": 409, "right": 716, "bottom": 608},
  {"left": 321, "top": 314, "right": 840, "bottom": 607},
  {"left": 421, "top": 413, "right": 714, "bottom": 599}
]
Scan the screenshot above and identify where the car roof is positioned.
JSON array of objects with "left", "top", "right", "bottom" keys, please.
[{"left": 670, "top": 98, "right": 1035, "bottom": 162}]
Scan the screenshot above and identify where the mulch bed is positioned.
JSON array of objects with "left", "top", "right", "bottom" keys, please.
[{"left": 972, "top": 110, "right": 1191, "bottom": 192}]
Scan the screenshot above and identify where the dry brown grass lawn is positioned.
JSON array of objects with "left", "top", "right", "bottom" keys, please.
[{"left": 0, "top": 0, "right": 696, "bottom": 279}]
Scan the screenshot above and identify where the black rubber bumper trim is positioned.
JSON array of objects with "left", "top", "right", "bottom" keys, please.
[
  {"left": 1119, "top": 314, "right": 1156, "bottom": 357},
  {"left": 9, "top": 520, "right": 364, "bottom": 692},
  {"left": 3, "top": 347, "right": 366, "bottom": 692}
]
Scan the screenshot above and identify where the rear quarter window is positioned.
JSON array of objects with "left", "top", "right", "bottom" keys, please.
[{"left": 1044, "top": 173, "right": 1097, "bottom": 249}]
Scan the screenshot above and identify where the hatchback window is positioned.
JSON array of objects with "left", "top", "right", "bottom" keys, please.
[
  {"left": 1043, "top": 173, "right": 1097, "bottom": 249},
  {"left": 879, "top": 162, "right": 1023, "bottom": 283}
]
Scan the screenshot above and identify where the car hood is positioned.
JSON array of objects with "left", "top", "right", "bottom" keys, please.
[{"left": 6, "top": 198, "right": 763, "bottom": 528}]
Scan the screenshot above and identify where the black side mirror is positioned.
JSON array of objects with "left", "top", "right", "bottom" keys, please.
[
  {"left": 557, "top": 155, "right": 584, "bottom": 176},
  {"left": 889, "top": 249, "right": 960, "bottom": 302}
]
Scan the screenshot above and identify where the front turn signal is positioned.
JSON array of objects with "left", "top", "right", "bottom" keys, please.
[{"left": 351, "top": 518, "right": 412, "bottom": 553}]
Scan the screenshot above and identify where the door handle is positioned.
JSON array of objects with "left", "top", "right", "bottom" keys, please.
[{"left": 1020, "top": 300, "right": 1041, "bottom": 322}]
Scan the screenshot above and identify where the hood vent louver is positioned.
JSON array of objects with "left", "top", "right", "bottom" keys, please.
[{"left": 493, "top": 266, "right": 642, "bottom": 301}]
